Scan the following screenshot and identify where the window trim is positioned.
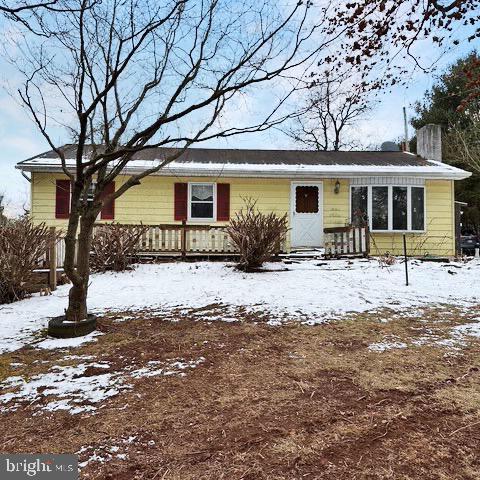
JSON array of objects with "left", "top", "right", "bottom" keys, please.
[
  {"left": 86, "top": 180, "right": 96, "bottom": 203},
  {"left": 187, "top": 182, "right": 216, "bottom": 222},
  {"left": 350, "top": 184, "right": 426, "bottom": 233}
]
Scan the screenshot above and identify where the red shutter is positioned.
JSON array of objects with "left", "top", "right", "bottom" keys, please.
[
  {"left": 100, "top": 182, "right": 115, "bottom": 220},
  {"left": 217, "top": 183, "right": 230, "bottom": 221},
  {"left": 55, "top": 179, "right": 70, "bottom": 219},
  {"left": 174, "top": 183, "right": 188, "bottom": 221}
]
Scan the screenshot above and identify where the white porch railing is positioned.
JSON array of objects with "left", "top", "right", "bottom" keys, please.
[
  {"left": 323, "top": 226, "right": 370, "bottom": 257},
  {"left": 137, "top": 222, "right": 237, "bottom": 255},
  {"left": 38, "top": 222, "right": 262, "bottom": 270}
]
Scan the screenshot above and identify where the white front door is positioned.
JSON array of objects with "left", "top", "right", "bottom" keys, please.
[{"left": 290, "top": 182, "right": 323, "bottom": 248}]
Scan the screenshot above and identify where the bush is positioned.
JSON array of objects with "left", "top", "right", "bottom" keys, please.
[
  {"left": 226, "top": 198, "right": 288, "bottom": 271},
  {"left": 0, "top": 218, "right": 58, "bottom": 303},
  {"left": 378, "top": 252, "right": 397, "bottom": 267},
  {"left": 90, "top": 223, "right": 149, "bottom": 273}
]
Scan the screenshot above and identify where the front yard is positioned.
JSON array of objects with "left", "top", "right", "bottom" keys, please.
[{"left": 1, "top": 259, "right": 480, "bottom": 479}]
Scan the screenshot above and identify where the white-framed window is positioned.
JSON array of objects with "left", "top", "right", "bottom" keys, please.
[
  {"left": 85, "top": 181, "right": 96, "bottom": 203},
  {"left": 350, "top": 185, "right": 425, "bottom": 232},
  {"left": 188, "top": 182, "right": 216, "bottom": 221}
]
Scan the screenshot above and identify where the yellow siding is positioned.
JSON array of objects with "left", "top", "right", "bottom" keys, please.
[
  {"left": 30, "top": 172, "right": 291, "bottom": 226},
  {"left": 369, "top": 180, "right": 455, "bottom": 257},
  {"left": 323, "top": 179, "right": 349, "bottom": 229},
  {"left": 30, "top": 173, "right": 456, "bottom": 256},
  {"left": 31, "top": 172, "right": 69, "bottom": 228},
  {"left": 116, "top": 175, "right": 291, "bottom": 225}
]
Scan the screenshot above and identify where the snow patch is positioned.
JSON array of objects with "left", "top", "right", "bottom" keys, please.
[
  {"left": 129, "top": 357, "right": 205, "bottom": 378},
  {"left": 35, "top": 331, "right": 103, "bottom": 350},
  {"left": 77, "top": 435, "right": 141, "bottom": 469},
  {"left": 0, "top": 362, "right": 123, "bottom": 414},
  {"left": 368, "top": 341, "right": 408, "bottom": 352},
  {"left": 0, "top": 356, "right": 205, "bottom": 415},
  {"left": 452, "top": 319, "right": 480, "bottom": 338}
]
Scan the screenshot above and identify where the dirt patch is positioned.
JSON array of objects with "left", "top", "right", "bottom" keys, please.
[{"left": 1, "top": 305, "right": 480, "bottom": 479}]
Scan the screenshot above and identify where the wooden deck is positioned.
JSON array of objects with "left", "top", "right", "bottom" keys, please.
[
  {"left": 39, "top": 222, "right": 290, "bottom": 268},
  {"left": 36, "top": 223, "right": 369, "bottom": 290},
  {"left": 38, "top": 223, "right": 369, "bottom": 266}
]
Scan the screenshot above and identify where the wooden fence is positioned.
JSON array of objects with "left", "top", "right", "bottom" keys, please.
[
  {"left": 137, "top": 222, "right": 237, "bottom": 256},
  {"left": 37, "top": 222, "right": 241, "bottom": 290},
  {"left": 39, "top": 223, "right": 366, "bottom": 268},
  {"left": 38, "top": 222, "right": 239, "bottom": 266},
  {"left": 323, "top": 226, "right": 370, "bottom": 257},
  {"left": 37, "top": 223, "right": 367, "bottom": 290}
]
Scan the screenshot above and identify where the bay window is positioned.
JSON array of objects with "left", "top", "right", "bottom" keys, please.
[
  {"left": 411, "top": 187, "right": 425, "bottom": 231},
  {"left": 351, "top": 185, "right": 425, "bottom": 232},
  {"left": 392, "top": 187, "right": 407, "bottom": 230},
  {"left": 351, "top": 186, "right": 368, "bottom": 227},
  {"left": 372, "top": 186, "right": 388, "bottom": 230}
]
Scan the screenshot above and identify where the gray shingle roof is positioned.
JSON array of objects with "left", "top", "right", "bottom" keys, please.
[
  {"left": 16, "top": 144, "right": 471, "bottom": 180},
  {"left": 22, "top": 144, "right": 430, "bottom": 167}
]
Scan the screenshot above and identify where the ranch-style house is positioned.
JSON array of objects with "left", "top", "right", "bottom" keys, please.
[{"left": 16, "top": 124, "right": 471, "bottom": 257}]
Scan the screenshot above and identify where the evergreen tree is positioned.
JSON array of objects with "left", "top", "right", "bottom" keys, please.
[{"left": 411, "top": 52, "right": 480, "bottom": 235}]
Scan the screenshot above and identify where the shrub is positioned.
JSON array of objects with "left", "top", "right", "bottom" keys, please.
[
  {"left": 0, "top": 218, "right": 58, "bottom": 303},
  {"left": 378, "top": 252, "right": 397, "bottom": 267},
  {"left": 226, "top": 198, "right": 288, "bottom": 271},
  {"left": 90, "top": 223, "right": 149, "bottom": 273}
]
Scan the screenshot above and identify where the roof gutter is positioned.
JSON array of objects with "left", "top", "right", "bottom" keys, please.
[
  {"left": 15, "top": 163, "right": 472, "bottom": 181},
  {"left": 20, "top": 170, "right": 31, "bottom": 183}
]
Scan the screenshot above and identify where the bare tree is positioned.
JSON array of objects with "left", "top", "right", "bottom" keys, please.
[
  {"left": 0, "top": 1, "right": 91, "bottom": 32},
  {"left": 12, "top": 0, "right": 343, "bottom": 322},
  {"left": 0, "top": 0, "right": 61, "bottom": 16},
  {"left": 444, "top": 120, "right": 480, "bottom": 174},
  {"left": 284, "top": 73, "right": 372, "bottom": 151},
  {"left": 8, "top": 0, "right": 478, "bottom": 325}
]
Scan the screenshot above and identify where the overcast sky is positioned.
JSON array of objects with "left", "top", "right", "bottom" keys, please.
[{"left": 0, "top": 29, "right": 478, "bottom": 215}]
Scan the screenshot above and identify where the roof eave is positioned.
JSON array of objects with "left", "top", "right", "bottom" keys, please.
[{"left": 16, "top": 163, "right": 472, "bottom": 181}]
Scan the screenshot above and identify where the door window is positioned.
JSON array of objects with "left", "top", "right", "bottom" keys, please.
[{"left": 296, "top": 186, "right": 319, "bottom": 213}]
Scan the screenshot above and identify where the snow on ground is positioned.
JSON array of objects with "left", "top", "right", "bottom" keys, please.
[
  {"left": 0, "top": 356, "right": 205, "bottom": 415},
  {"left": 368, "top": 315, "right": 480, "bottom": 353},
  {"left": 128, "top": 357, "right": 205, "bottom": 379},
  {"left": 0, "top": 258, "right": 479, "bottom": 354},
  {"left": 0, "top": 362, "right": 121, "bottom": 415},
  {"left": 76, "top": 435, "right": 145, "bottom": 468},
  {"left": 368, "top": 340, "right": 408, "bottom": 352},
  {"left": 35, "top": 331, "right": 103, "bottom": 350},
  {"left": 452, "top": 320, "right": 480, "bottom": 338}
]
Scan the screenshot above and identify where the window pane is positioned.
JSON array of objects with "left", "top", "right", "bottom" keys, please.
[
  {"left": 411, "top": 187, "right": 425, "bottom": 230},
  {"left": 84, "top": 182, "right": 95, "bottom": 202},
  {"left": 295, "top": 186, "right": 318, "bottom": 213},
  {"left": 191, "top": 202, "right": 213, "bottom": 219},
  {"left": 351, "top": 187, "right": 368, "bottom": 226},
  {"left": 191, "top": 184, "right": 213, "bottom": 201},
  {"left": 372, "top": 186, "right": 388, "bottom": 230},
  {"left": 392, "top": 187, "right": 407, "bottom": 230}
]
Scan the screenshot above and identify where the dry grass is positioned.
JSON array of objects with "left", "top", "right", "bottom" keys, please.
[{"left": 1, "top": 304, "right": 480, "bottom": 479}]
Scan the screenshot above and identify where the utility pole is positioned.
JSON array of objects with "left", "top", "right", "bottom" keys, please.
[{"left": 403, "top": 106, "right": 410, "bottom": 152}]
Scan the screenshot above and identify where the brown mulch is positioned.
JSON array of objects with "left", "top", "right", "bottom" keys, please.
[{"left": 1, "top": 305, "right": 480, "bottom": 480}]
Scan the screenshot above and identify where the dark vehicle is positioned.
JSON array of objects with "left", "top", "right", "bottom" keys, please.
[{"left": 460, "top": 234, "right": 480, "bottom": 254}]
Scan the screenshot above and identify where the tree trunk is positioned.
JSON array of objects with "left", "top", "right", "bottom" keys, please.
[{"left": 64, "top": 212, "right": 96, "bottom": 321}]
